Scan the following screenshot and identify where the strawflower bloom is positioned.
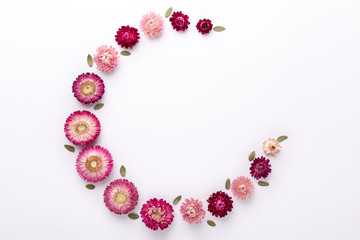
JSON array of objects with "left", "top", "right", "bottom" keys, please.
[
  {"left": 207, "top": 191, "right": 233, "bottom": 218},
  {"left": 179, "top": 198, "right": 205, "bottom": 224},
  {"left": 250, "top": 156, "right": 272, "bottom": 179},
  {"left": 231, "top": 176, "right": 254, "bottom": 200},
  {"left": 140, "top": 198, "right": 174, "bottom": 230},
  {"left": 115, "top": 25, "right": 140, "bottom": 49},
  {"left": 72, "top": 73, "right": 104, "bottom": 104},
  {"left": 169, "top": 11, "right": 190, "bottom": 31},
  {"left": 262, "top": 138, "right": 281, "bottom": 156},
  {"left": 139, "top": 12, "right": 164, "bottom": 38},
  {"left": 196, "top": 19, "right": 213, "bottom": 34},
  {"left": 93, "top": 45, "right": 119, "bottom": 72}
]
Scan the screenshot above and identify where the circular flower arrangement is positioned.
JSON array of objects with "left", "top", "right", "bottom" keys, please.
[{"left": 63, "top": 7, "right": 289, "bottom": 231}]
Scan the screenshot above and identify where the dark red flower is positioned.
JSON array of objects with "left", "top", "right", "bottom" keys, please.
[
  {"left": 250, "top": 156, "right": 272, "bottom": 179},
  {"left": 196, "top": 19, "right": 213, "bottom": 34},
  {"left": 115, "top": 25, "right": 140, "bottom": 49},
  {"left": 207, "top": 191, "right": 233, "bottom": 218},
  {"left": 169, "top": 11, "right": 190, "bottom": 31}
]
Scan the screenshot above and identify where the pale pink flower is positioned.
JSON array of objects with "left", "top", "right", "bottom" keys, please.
[
  {"left": 231, "top": 176, "right": 254, "bottom": 200},
  {"left": 93, "top": 45, "right": 119, "bottom": 72},
  {"left": 139, "top": 12, "right": 164, "bottom": 38},
  {"left": 179, "top": 198, "right": 205, "bottom": 224},
  {"left": 262, "top": 138, "right": 281, "bottom": 156}
]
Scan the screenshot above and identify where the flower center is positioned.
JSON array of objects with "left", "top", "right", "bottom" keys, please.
[
  {"left": 100, "top": 51, "right": 112, "bottom": 64},
  {"left": 81, "top": 82, "right": 96, "bottom": 96},
  {"left": 122, "top": 32, "right": 132, "bottom": 40},
  {"left": 85, "top": 155, "right": 103, "bottom": 171},
  {"left": 239, "top": 183, "right": 247, "bottom": 193},
  {"left": 200, "top": 22, "right": 209, "bottom": 30},
  {"left": 186, "top": 206, "right": 197, "bottom": 218},
  {"left": 115, "top": 192, "right": 128, "bottom": 204},
  {"left": 215, "top": 199, "right": 226, "bottom": 210},
  {"left": 74, "top": 121, "right": 90, "bottom": 135},
  {"left": 153, "top": 211, "right": 163, "bottom": 218},
  {"left": 175, "top": 17, "right": 185, "bottom": 26},
  {"left": 146, "top": 19, "right": 156, "bottom": 29}
]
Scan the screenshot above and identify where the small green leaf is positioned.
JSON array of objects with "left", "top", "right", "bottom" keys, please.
[
  {"left": 225, "top": 178, "right": 231, "bottom": 190},
  {"left": 87, "top": 54, "right": 93, "bottom": 67},
  {"left": 94, "top": 103, "right": 104, "bottom": 110},
  {"left": 86, "top": 184, "right": 95, "bottom": 190},
  {"left": 64, "top": 144, "right": 75, "bottom": 152},
  {"left": 249, "top": 151, "right": 255, "bottom": 161},
  {"left": 121, "top": 51, "right": 131, "bottom": 56},
  {"left": 165, "top": 7, "right": 173, "bottom": 18},
  {"left": 120, "top": 165, "right": 126, "bottom": 177},
  {"left": 128, "top": 213, "right": 139, "bottom": 220},
  {"left": 277, "top": 135, "right": 288, "bottom": 142},
  {"left": 173, "top": 195, "right": 182, "bottom": 205},
  {"left": 207, "top": 220, "right": 216, "bottom": 227},
  {"left": 213, "top": 26, "right": 226, "bottom": 32},
  {"left": 258, "top": 181, "right": 269, "bottom": 186}
]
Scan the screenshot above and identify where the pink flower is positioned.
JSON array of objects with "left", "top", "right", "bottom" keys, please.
[
  {"left": 169, "top": 11, "right": 190, "bottom": 31},
  {"left": 72, "top": 73, "right": 104, "bottom": 104},
  {"left": 196, "top": 19, "right": 213, "bottom": 34},
  {"left": 139, "top": 12, "right": 164, "bottom": 38},
  {"left": 76, "top": 145, "right": 113, "bottom": 183},
  {"left": 140, "top": 198, "right": 174, "bottom": 230},
  {"left": 115, "top": 25, "right": 140, "bottom": 49},
  {"left": 104, "top": 179, "right": 139, "bottom": 215},
  {"left": 262, "top": 138, "right": 281, "bottom": 156},
  {"left": 93, "top": 45, "right": 119, "bottom": 72},
  {"left": 64, "top": 110, "right": 101, "bottom": 146},
  {"left": 250, "top": 156, "right": 272, "bottom": 179},
  {"left": 179, "top": 198, "right": 205, "bottom": 224},
  {"left": 231, "top": 176, "right": 254, "bottom": 200}
]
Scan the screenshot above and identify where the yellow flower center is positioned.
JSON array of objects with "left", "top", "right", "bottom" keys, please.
[
  {"left": 116, "top": 192, "right": 128, "bottom": 204},
  {"left": 81, "top": 82, "right": 96, "bottom": 95},
  {"left": 74, "top": 121, "right": 90, "bottom": 135},
  {"left": 85, "top": 156, "right": 102, "bottom": 171}
]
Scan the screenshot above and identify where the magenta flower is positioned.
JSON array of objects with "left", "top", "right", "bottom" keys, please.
[
  {"left": 93, "top": 45, "right": 119, "bottom": 72},
  {"left": 196, "top": 19, "right": 213, "bottom": 34},
  {"left": 169, "top": 11, "right": 190, "bottom": 31},
  {"left": 139, "top": 12, "right": 164, "bottom": 38},
  {"left": 140, "top": 198, "right": 174, "bottom": 230},
  {"left": 179, "top": 198, "right": 205, "bottom": 224},
  {"left": 250, "top": 156, "right": 272, "bottom": 179},
  {"left": 115, "top": 25, "right": 140, "bottom": 49},
  {"left": 76, "top": 145, "right": 113, "bottom": 183},
  {"left": 64, "top": 110, "right": 101, "bottom": 146},
  {"left": 231, "top": 176, "right": 254, "bottom": 200},
  {"left": 262, "top": 138, "right": 281, "bottom": 156},
  {"left": 207, "top": 191, "right": 233, "bottom": 218},
  {"left": 104, "top": 179, "right": 139, "bottom": 215},
  {"left": 72, "top": 73, "right": 104, "bottom": 104}
]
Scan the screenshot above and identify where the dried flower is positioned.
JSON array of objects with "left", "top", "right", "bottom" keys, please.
[
  {"left": 207, "top": 191, "right": 233, "bottom": 218},
  {"left": 72, "top": 73, "right": 104, "bottom": 104},
  {"left": 93, "top": 45, "right": 119, "bottom": 72},
  {"left": 115, "top": 25, "right": 140, "bottom": 49},
  {"left": 262, "top": 138, "right": 281, "bottom": 156},
  {"left": 196, "top": 19, "right": 213, "bottom": 34},
  {"left": 169, "top": 11, "right": 190, "bottom": 31},
  {"left": 250, "top": 156, "right": 272, "bottom": 179},
  {"left": 231, "top": 176, "right": 254, "bottom": 200},
  {"left": 140, "top": 198, "right": 174, "bottom": 230},
  {"left": 179, "top": 198, "right": 205, "bottom": 224},
  {"left": 139, "top": 12, "right": 164, "bottom": 38}
]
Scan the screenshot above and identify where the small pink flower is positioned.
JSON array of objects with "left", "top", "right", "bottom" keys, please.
[
  {"left": 179, "top": 198, "right": 205, "bottom": 224},
  {"left": 231, "top": 176, "right": 254, "bottom": 200},
  {"left": 140, "top": 198, "right": 174, "bottom": 230},
  {"left": 115, "top": 25, "right": 140, "bottom": 49},
  {"left": 72, "top": 73, "right": 105, "bottom": 104},
  {"left": 139, "top": 12, "right": 164, "bottom": 38},
  {"left": 93, "top": 45, "right": 119, "bottom": 72},
  {"left": 262, "top": 138, "right": 281, "bottom": 156}
]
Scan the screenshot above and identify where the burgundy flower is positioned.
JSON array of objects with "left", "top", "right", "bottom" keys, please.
[
  {"left": 169, "top": 11, "right": 190, "bottom": 31},
  {"left": 140, "top": 198, "right": 174, "bottom": 231},
  {"left": 207, "top": 191, "right": 233, "bottom": 218},
  {"left": 115, "top": 25, "right": 140, "bottom": 49},
  {"left": 250, "top": 156, "right": 272, "bottom": 179},
  {"left": 196, "top": 19, "right": 213, "bottom": 34}
]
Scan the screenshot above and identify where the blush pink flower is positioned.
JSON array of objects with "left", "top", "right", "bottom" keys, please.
[
  {"left": 169, "top": 11, "right": 190, "bottom": 31},
  {"left": 262, "top": 138, "right": 281, "bottom": 156},
  {"left": 115, "top": 25, "right": 140, "bottom": 49},
  {"left": 76, "top": 145, "right": 113, "bottom": 183},
  {"left": 139, "top": 12, "right": 164, "bottom": 38},
  {"left": 64, "top": 110, "right": 101, "bottom": 146},
  {"left": 179, "top": 198, "right": 205, "bottom": 224},
  {"left": 231, "top": 176, "right": 255, "bottom": 200},
  {"left": 104, "top": 179, "right": 139, "bottom": 215},
  {"left": 72, "top": 73, "right": 104, "bottom": 104},
  {"left": 140, "top": 198, "right": 174, "bottom": 230},
  {"left": 93, "top": 45, "right": 119, "bottom": 72}
]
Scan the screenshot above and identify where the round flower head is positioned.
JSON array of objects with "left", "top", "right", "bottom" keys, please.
[
  {"left": 76, "top": 145, "right": 113, "bottom": 183},
  {"left": 250, "top": 156, "right": 272, "bottom": 179},
  {"left": 196, "top": 19, "right": 213, "bottom": 34},
  {"left": 262, "top": 138, "right": 282, "bottom": 156},
  {"left": 231, "top": 176, "right": 255, "bottom": 200},
  {"left": 64, "top": 110, "right": 101, "bottom": 146},
  {"left": 72, "top": 73, "right": 104, "bottom": 104},
  {"left": 169, "top": 11, "right": 190, "bottom": 31},
  {"left": 104, "top": 179, "right": 139, "bottom": 215},
  {"left": 207, "top": 191, "right": 233, "bottom": 218},
  {"left": 140, "top": 198, "right": 174, "bottom": 230},
  {"left": 139, "top": 12, "right": 164, "bottom": 38},
  {"left": 115, "top": 25, "right": 140, "bottom": 49},
  {"left": 179, "top": 198, "right": 205, "bottom": 224},
  {"left": 93, "top": 45, "right": 119, "bottom": 72}
]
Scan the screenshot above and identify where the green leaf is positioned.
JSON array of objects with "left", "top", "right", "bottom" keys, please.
[
  {"left": 120, "top": 165, "right": 126, "bottom": 177},
  {"left": 121, "top": 51, "right": 131, "bottom": 56},
  {"left": 94, "top": 103, "right": 104, "bottom": 110},
  {"left": 86, "top": 184, "right": 95, "bottom": 190},
  {"left": 277, "top": 135, "right": 288, "bottom": 142},
  {"left": 128, "top": 213, "right": 139, "bottom": 220},
  {"left": 64, "top": 144, "right": 75, "bottom": 152},
  {"left": 225, "top": 178, "right": 231, "bottom": 190},
  {"left": 248, "top": 151, "right": 255, "bottom": 161},
  {"left": 87, "top": 54, "right": 93, "bottom": 67},
  {"left": 165, "top": 7, "right": 173, "bottom": 18},
  {"left": 213, "top": 26, "right": 226, "bottom": 32},
  {"left": 207, "top": 220, "right": 216, "bottom": 227},
  {"left": 258, "top": 181, "right": 269, "bottom": 186},
  {"left": 173, "top": 195, "right": 182, "bottom": 205}
]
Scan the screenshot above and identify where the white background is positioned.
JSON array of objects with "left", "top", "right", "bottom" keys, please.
[{"left": 1, "top": 0, "right": 360, "bottom": 239}]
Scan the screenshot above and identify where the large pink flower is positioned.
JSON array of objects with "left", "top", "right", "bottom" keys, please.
[
  {"left": 231, "top": 176, "right": 254, "bottom": 200},
  {"left": 93, "top": 45, "right": 119, "bottom": 72},
  {"left": 104, "top": 179, "right": 139, "bottom": 215},
  {"left": 169, "top": 11, "right": 190, "bottom": 31},
  {"left": 72, "top": 73, "right": 104, "bottom": 104},
  {"left": 139, "top": 12, "right": 164, "bottom": 38},
  {"left": 179, "top": 198, "right": 205, "bottom": 224},
  {"left": 115, "top": 25, "right": 140, "bottom": 49},
  {"left": 250, "top": 156, "right": 272, "bottom": 179},
  {"left": 262, "top": 138, "right": 281, "bottom": 156},
  {"left": 64, "top": 110, "right": 101, "bottom": 146},
  {"left": 140, "top": 198, "right": 174, "bottom": 230},
  {"left": 76, "top": 145, "right": 113, "bottom": 183}
]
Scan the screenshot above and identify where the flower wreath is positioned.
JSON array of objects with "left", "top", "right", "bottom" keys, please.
[{"left": 64, "top": 7, "right": 288, "bottom": 231}]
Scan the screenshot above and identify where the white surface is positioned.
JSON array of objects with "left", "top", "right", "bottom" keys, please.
[{"left": 1, "top": 0, "right": 360, "bottom": 239}]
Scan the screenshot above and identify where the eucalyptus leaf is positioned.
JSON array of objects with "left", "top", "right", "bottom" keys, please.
[
  {"left": 94, "top": 103, "right": 104, "bottom": 110},
  {"left": 120, "top": 165, "right": 126, "bottom": 177},
  {"left": 258, "top": 181, "right": 269, "bottom": 186},
  {"left": 128, "top": 213, "right": 139, "bottom": 220},
  {"left": 173, "top": 195, "right": 182, "bottom": 205},
  {"left": 87, "top": 54, "right": 93, "bottom": 67},
  {"left": 165, "top": 7, "right": 173, "bottom": 18},
  {"left": 64, "top": 144, "right": 75, "bottom": 152},
  {"left": 248, "top": 151, "right": 255, "bottom": 161},
  {"left": 121, "top": 51, "right": 131, "bottom": 56},
  {"left": 277, "top": 135, "right": 288, "bottom": 142},
  {"left": 225, "top": 178, "right": 231, "bottom": 190},
  {"left": 86, "top": 184, "right": 95, "bottom": 190},
  {"left": 207, "top": 220, "right": 216, "bottom": 227},
  {"left": 213, "top": 26, "right": 226, "bottom": 32}
]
